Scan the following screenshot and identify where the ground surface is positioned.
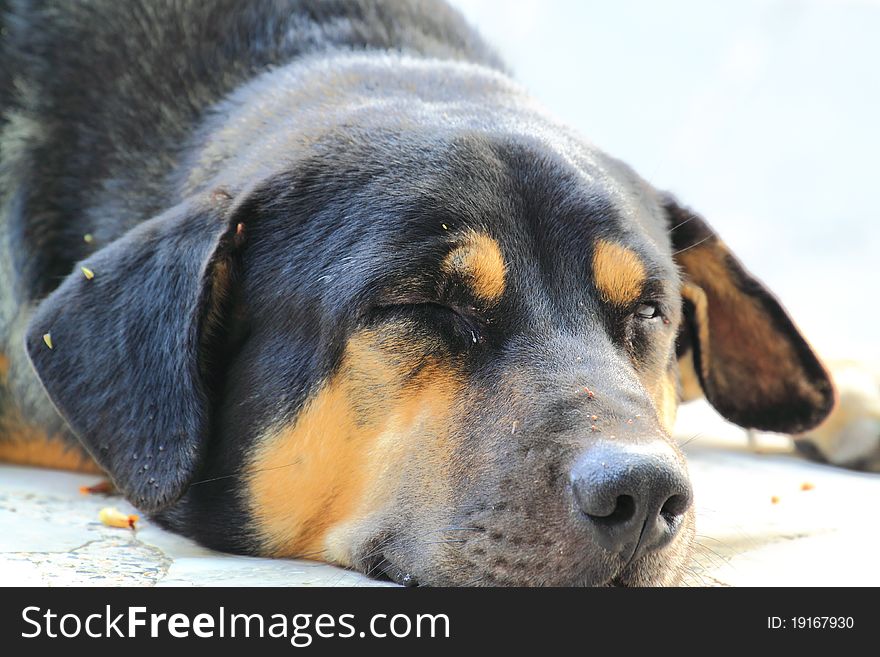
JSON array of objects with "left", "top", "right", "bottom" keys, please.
[{"left": 2, "top": 401, "right": 877, "bottom": 587}]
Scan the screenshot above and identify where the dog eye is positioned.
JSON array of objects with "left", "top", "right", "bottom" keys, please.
[
  {"left": 427, "top": 303, "right": 484, "bottom": 344},
  {"left": 376, "top": 301, "right": 483, "bottom": 346},
  {"left": 634, "top": 302, "right": 660, "bottom": 320}
]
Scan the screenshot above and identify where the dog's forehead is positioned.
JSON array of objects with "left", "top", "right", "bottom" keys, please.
[
  {"left": 370, "top": 134, "right": 676, "bottom": 301},
  {"left": 239, "top": 93, "right": 677, "bottom": 321}
]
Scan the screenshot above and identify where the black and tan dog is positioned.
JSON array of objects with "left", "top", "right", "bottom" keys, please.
[{"left": 0, "top": 0, "right": 834, "bottom": 586}]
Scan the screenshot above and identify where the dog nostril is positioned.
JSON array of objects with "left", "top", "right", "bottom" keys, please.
[
  {"left": 588, "top": 494, "right": 635, "bottom": 526},
  {"left": 660, "top": 494, "right": 689, "bottom": 522},
  {"left": 571, "top": 441, "right": 693, "bottom": 559}
]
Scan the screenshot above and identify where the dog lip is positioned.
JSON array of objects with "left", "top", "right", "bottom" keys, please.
[
  {"left": 371, "top": 556, "right": 420, "bottom": 587},
  {"left": 370, "top": 547, "right": 644, "bottom": 587},
  {"left": 361, "top": 529, "right": 677, "bottom": 586},
  {"left": 604, "top": 565, "right": 637, "bottom": 587},
  {"left": 375, "top": 557, "right": 655, "bottom": 586}
]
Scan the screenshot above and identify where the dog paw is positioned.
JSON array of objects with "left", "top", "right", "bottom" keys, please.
[{"left": 794, "top": 361, "right": 880, "bottom": 472}]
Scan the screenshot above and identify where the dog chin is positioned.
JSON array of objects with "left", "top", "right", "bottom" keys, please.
[
  {"left": 367, "top": 556, "right": 689, "bottom": 587},
  {"left": 357, "top": 528, "right": 694, "bottom": 587}
]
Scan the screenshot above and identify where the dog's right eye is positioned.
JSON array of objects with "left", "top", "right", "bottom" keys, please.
[
  {"left": 373, "top": 302, "right": 484, "bottom": 347},
  {"left": 419, "top": 302, "right": 485, "bottom": 345},
  {"left": 634, "top": 302, "right": 660, "bottom": 320}
]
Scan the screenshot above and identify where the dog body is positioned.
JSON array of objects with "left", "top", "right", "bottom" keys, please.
[{"left": 0, "top": 0, "right": 833, "bottom": 585}]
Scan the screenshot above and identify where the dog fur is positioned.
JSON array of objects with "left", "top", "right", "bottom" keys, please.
[{"left": 0, "top": 0, "right": 835, "bottom": 585}]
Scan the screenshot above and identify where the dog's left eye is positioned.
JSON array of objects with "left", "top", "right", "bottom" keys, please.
[{"left": 634, "top": 302, "right": 660, "bottom": 320}]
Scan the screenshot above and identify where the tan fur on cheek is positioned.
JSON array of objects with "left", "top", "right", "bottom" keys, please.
[
  {"left": 592, "top": 239, "right": 647, "bottom": 305},
  {"left": 657, "top": 370, "right": 679, "bottom": 434},
  {"left": 643, "top": 366, "right": 680, "bottom": 435},
  {"left": 677, "top": 347, "right": 704, "bottom": 402},
  {"left": 0, "top": 420, "right": 101, "bottom": 474},
  {"left": 0, "top": 353, "right": 101, "bottom": 472},
  {"left": 247, "top": 330, "right": 460, "bottom": 563},
  {"left": 443, "top": 231, "right": 506, "bottom": 302}
]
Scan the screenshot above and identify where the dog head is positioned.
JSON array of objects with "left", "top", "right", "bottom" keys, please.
[{"left": 25, "top": 57, "right": 834, "bottom": 585}]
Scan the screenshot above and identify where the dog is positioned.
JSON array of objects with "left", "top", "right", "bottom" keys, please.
[{"left": 0, "top": 0, "right": 835, "bottom": 586}]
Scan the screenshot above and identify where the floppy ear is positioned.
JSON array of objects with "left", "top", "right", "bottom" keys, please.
[
  {"left": 663, "top": 196, "right": 835, "bottom": 434},
  {"left": 25, "top": 191, "right": 247, "bottom": 512}
]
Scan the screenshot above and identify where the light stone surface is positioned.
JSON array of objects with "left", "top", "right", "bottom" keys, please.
[
  {"left": 0, "top": 465, "right": 386, "bottom": 587},
  {"left": 1, "top": 400, "right": 877, "bottom": 587},
  {"left": 675, "top": 402, "right": 880, "bottom": 587}
]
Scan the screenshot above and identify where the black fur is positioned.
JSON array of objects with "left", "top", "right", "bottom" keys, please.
[
  {"left": 25, "top": 195, "right": 244, "bottom": 512},
  {"left": 1, "top": 0, "right": 504, "bottom": 552}
]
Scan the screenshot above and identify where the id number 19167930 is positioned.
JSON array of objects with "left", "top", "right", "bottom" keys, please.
[{"left": 768, "top": 617, "right": 854, "bottom": 630}]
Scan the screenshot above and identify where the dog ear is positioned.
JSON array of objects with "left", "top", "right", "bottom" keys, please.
[
  {"left": 25, "top": 191, "right": 248, "bottom": 512},
  {"left": 662, "top": 196, "right": 835, "bottom": 433}
]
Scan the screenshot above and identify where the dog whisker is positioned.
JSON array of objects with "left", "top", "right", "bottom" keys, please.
[
  {"left": 355, "top": 536, "right": 399, "bottom": 580},
  {"left": 694, "top": 533, "right": 728, "bottom": 545},
  {"left": 694, "top": 536, "right": 742, "bottom": 562},
  {"left": 364, "top": 559, "right": 391, "bottom": 580},
  {"left": 678, "top": 432, "right": 703, "bottom": 448},
  {"left": 691, "top": 543, "right": 729, "bottom": 570},
  {"left": 681, "top": 564, "right": 708, "bottom": 587},
  {"left": 436, "top": 526, "right": 486, "bottom": 533},
  {"left": 671, "top": 233, "right": 714, "bottom": 256},
  {"left": 186, "top": 459, "right": 303, "bottom": 488},
  {"left": 667, "top": 215, "right": 697, "bottom": 234}
]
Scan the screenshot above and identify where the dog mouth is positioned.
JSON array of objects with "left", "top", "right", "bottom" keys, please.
[
  {"left": 362, "top": 551, "right": 672, "bottom": 587},
  {"left": 367, "top": 556, "right": 421, "bottom": 587}
]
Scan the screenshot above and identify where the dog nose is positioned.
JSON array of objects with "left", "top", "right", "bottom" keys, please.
[{"left": 570, "top": 441, "right": 692, "bottom": 561}]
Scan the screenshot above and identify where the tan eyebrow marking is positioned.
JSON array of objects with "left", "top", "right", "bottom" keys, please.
[
  {"left": 442, "top": 231, "right": 507, "bottom": 302},
  {"left": 592, "top": 239, "right": 647, "bottom": 305}
]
